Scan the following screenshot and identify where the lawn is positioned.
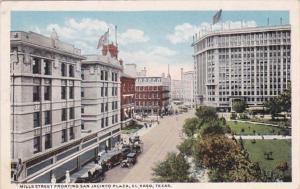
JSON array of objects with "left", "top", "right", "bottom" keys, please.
[
  {"left": 227, "top": 121, "right": 289, "bottom": 135},
  {"left": 121, "top": 123, "right": 144, "bottom": 134},
  {"left": 244, "top": 139, "right": 291, "bottom": 174}
]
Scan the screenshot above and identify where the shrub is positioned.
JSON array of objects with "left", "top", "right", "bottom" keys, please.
[{"left": 230, "top": 112, "right": 237, "bottom": 120}]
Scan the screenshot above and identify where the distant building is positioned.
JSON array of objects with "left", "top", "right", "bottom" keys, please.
[
  {"left": 192, "top": 25, "right": 291, "bottom": 110},
  {"left": 120, "top": 72, "right": 135, "bottom": 128},
  {"left": 171, "top": 69, "right": 194, "bottom": 107},
  {"left": 10, "top": 30, "right": 85, "bottom": 182},
  {"left": 135, "top": 76, "right": 171, "bottom": 114}
]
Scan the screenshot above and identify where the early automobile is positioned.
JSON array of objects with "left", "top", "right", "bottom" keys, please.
[
  {"left": 75, "top": 165, "right": 105, "bottom": 183},
  {"left": 120, "top": 153, "right": 137, "bottom": 168}
]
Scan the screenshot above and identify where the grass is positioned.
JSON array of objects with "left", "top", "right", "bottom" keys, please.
[
  {"left": 227, "top": 121, "right": 289, "bottom": 135},
  {"left": 121, "top": 123, "right": 144, "bottom": 134},
  {"left": 243, "top": 139, "right": 291, "bottom": 174}
]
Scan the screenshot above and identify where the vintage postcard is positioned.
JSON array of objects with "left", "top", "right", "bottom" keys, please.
[{"left": 0, "top": 1, "right": 299, "bottom": 189}]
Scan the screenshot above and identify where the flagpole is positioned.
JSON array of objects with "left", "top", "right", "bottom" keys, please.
[
  {"left": 115, "top": 25, "right": 118, "bottom": 47},
  {"left": 107, "top": 28, "right": 110, "bottom": 45}
]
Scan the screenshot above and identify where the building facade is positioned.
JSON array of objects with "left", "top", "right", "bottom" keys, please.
[
  {"left": 135, "top": 76, "right": 170, "bottom": 114},
  {"left": 192, "top": 25, "right": 291, "bottom": 110},
  {"left": 120, "top": 73, "right": 135, "bottom": 128},
  {"left": 81, "top": 49, "right": 122, "bottom": 152},
  {"left": 182, "top": 71, "right": 195, "bottom": 107},
  {"left": 171, "top": 69, "right": 194, "bottom": 107},
  {"left": 10, "top": 31, "right": 85, "bottom": 182}
]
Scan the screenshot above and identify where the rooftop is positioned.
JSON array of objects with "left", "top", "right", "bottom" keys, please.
[
  {"left": 192, "top": 24, "right": 291, "bottom": 46},
  {"left": 10, "top": 31, "right": 83, "bottom": 58}
]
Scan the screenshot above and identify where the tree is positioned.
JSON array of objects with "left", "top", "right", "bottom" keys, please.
[
  {"left": 199, "top": 119, "right": 231, "bottom": 137},
  {"left": 232, "top": 100, "right": 247, "bottom": 113},
  {"left": 195, "top": 106, "right": 218, "bottom": 124},
  {"left": 264, "top": 98, "right": 282, "bottom": 120},
  {"left": 193, "top": 134, "right": 263, "bottom": 182},
  {"left": 193, "top": 134, "right": 241, "bottom": 171},
  {"left": 152, "top": 152, "right": 192, "bottom": 182},
  {"left": 182, "top": 117, "right": 201, "bottom": 137},
  {"left": 277, "top": 83, "right": 291, "bottom": 112},
  {"left": 177, "top": 138, "right": 195, "bottom": 157}
]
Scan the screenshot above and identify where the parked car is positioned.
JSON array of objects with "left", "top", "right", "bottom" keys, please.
[
  {"left": 75, "top": 166, "right": 105, "bottom": 183},
  {"left": 120, "top": 153, "right": 137, "bottom": 168}
]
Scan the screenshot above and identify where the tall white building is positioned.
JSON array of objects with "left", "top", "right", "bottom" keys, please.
[
  {"left": 192, "top": 25, "right": 291, "bottom": 110},
  {"left": 171, "top": 69, "right": 194, "bottom": 107}
]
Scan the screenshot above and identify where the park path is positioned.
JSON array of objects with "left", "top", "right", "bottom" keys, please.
[{"left": 231, "top": 135, "right": 291, "bottom": 140}]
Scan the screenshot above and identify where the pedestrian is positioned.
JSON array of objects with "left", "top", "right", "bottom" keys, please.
[
  {"left": 149, "top": 123, "right": 152, "bottom": 127},
  {"left": 105, "top": 145, "right": 108, "bottom": 153}
]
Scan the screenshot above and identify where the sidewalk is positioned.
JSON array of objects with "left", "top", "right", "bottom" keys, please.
[{"left": 230, "top": 134, "right": 291, "bottom": 140}]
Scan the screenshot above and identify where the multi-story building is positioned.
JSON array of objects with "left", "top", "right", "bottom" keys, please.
[
  {"left": 192, "top": 25, "right": 291, "bottom": 110},
  {"left": 171, "top": 80, "right": 184, "bottom": 101},
  {"left": 10, "top": 30, "right": 85, "bottom": 182},
  {"left": 120, "top": 72, "right": 135, "bottom": 128},
  {"left": 135, "top": 76, "right": 171, "bottom": 114},
  {"left": 81, "top": 44, "right": 122, "bottom": 153},
  {"left": 182, "top": 70, "right": 195, "bottom": 107},
  {"left": 171, "top": 69, "right": 194, "bottom": 107}
]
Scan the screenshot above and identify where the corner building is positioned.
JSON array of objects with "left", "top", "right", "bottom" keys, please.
[
  {"left": 192, "top": 25, "right": 291, "bottom": 110},
  {"left": 10, "top": 31, "right": 85, "bottom": 182}
]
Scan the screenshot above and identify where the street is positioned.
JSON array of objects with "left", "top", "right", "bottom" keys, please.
[{"left": 103, "top": 110, "right": 195, "bottom": 183}]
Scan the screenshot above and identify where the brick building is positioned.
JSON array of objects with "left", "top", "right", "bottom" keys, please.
[
  {"left": 120, "top": 72, "right": 135, "bottom": 128},
  {"left": 135, "top": 76, "right": 170, "bottom": 114}
]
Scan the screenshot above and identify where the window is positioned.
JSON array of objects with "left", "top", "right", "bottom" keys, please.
[
  {"left": 115, "top": 101, "right": 118, "bottom": 109},
  {"left": 69, "top": 87, "right": 74, "bottom": 99},
  {"left": 112, "top": 115, "right": 115, "bottom": 124},
  {"left": 33, "top": 112, "right": 40, "bottom": 128},
  {"left": 81, "top": 107, "right": 84, "bottom": 113},
  {"left": 44, "top": 111, "right": 51, "bottom": 125},
  {"left": 32, "top": 57, "right": 41, "bottom": 74},
  {"left": 33, "top": 86, "right": 40, "bottom": 102},
  {"left": 45, "top": 134, "right": 52, "bottom": 149},
  {"left": 33, "top": 136, "right": 41, "bottom": 154},
  {"left": 101, "top": 87, "right": 104, "bottom": 97},
  {"left": 61, "top": 63, "right": 66, "bottom": 76},
  {"left": 101, "top": 70, "right": 104, "bottom": 80},
  {"left": 81, "top": 73, "right": 84, "bottom": 80},
  {"left": 69, "top": 127, "right": 75, "bottom": 140},
  {"left": 112, "top": 102, "right": 114, "bottom": 110},
  {"left": 105, "top": 71, "right": 108, "bottom": 80},
  {"left": 101, "top": 103, "right": 104, "bottom": 112},
  {"left": 44, "top": 60, "right": 51, "bottom": 75},
  {"left": 61, "top": 129, "right": 67, "bottom": 143},
  {"left": 115, "top": 114, "right": 118, "bottom": 123},
  {"left": 105, "top": 102, "right": 108, "bottom": 111},
  {"left": 105, "top": 117, "right": 109, "bottom": 126},
  {"left": 69, "top": 107, "right": 75, "bottom": 119},
  {"left": 105, "top": 87, "right": 108, "bottom": 96},
  {"left": 115, "top": 73, "right": 118, "bottom": 81},
  {"left": 112, "top": 87, "right": 114, "bottom": 96},
  {"left": 44, "top": 86, "right": 51, "bottom": 100},
  {"left": 69, "top": 65, "right": 74, "bottom": 77},
  {"left": 62, "top": 108, "right": 67, "bottom": 121},
  {"left": 81, "top": 122, "right": 85, "bottom": 130},
  {"left": 81, "top": 89, "right": 84, "bottom": 97},
  {"left": 115, "top": 87, "right": 117, "bottom": 96},
  {"left": 112, "top": 72, "right": 114, "bottom": 81},
  {"left": 101, "top": 118, "right": 105, "bottom": 128},
  {"left": 61, "top": 86, "right": 66, "bottom": 99}
]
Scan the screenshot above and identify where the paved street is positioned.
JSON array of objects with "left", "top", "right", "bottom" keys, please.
[{"left": 103, "top": 110, "right": 195, "bottom": 183}]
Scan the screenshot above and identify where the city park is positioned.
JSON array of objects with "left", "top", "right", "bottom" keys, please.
[{"left": 149, "top": 85, "right": 291, "bottom": 182}]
